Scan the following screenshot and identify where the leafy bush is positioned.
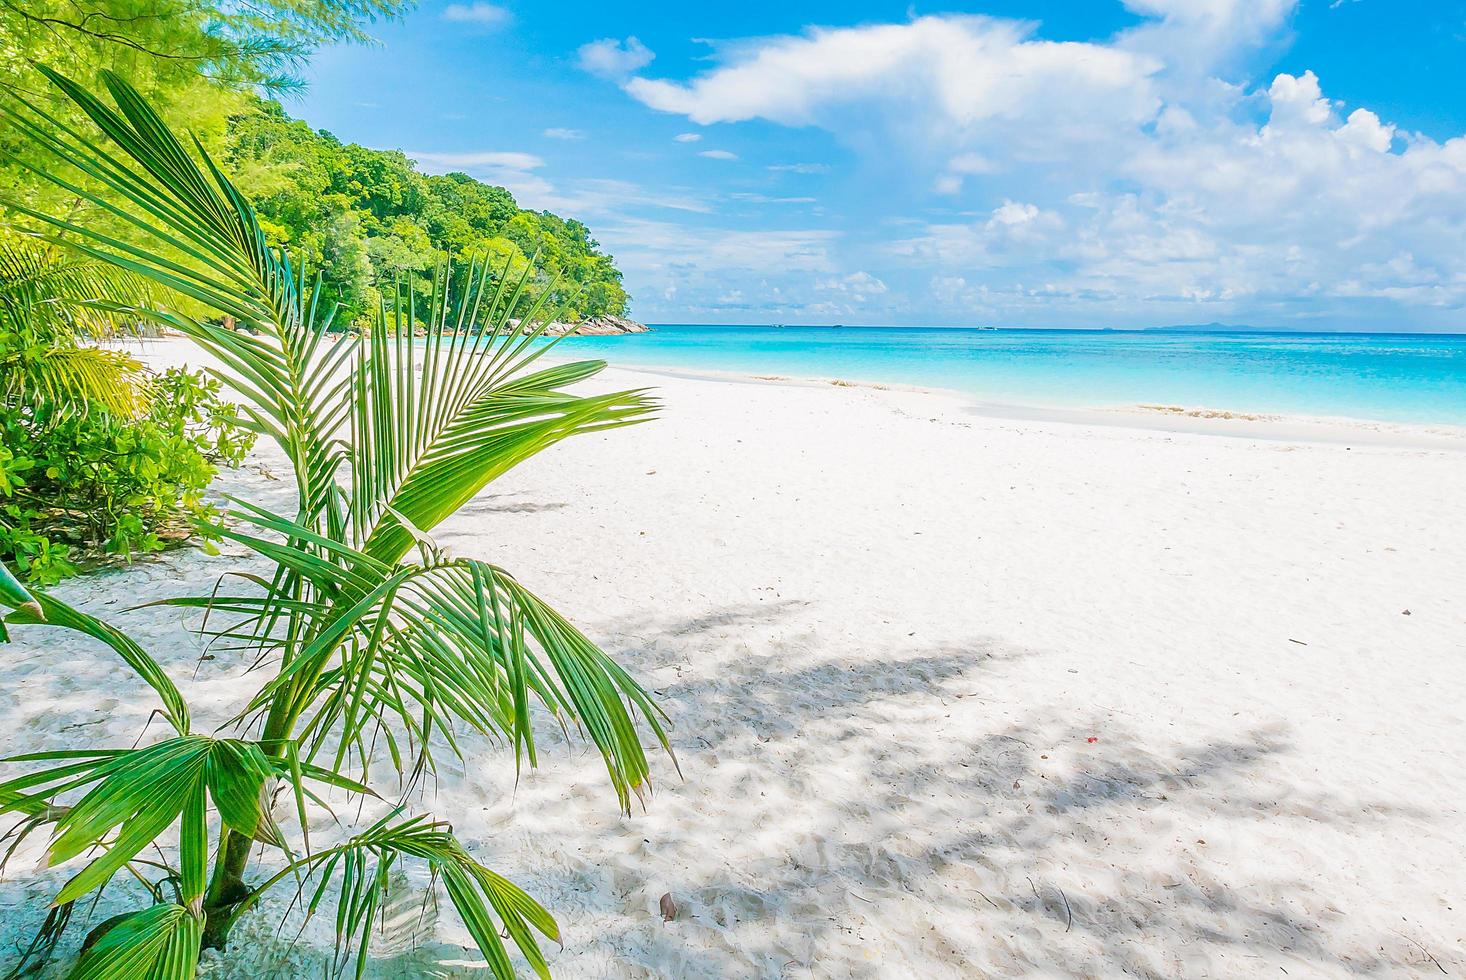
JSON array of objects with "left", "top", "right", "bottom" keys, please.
[
  {"left": 0, "top": 232, "right": 255, "bottom": 584},
  {"left": 0, "top": 365, "right": 255, "bottom": 583}
]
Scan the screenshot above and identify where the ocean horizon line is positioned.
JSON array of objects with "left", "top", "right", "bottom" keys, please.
[{"left": 641, "top": 322, "right": 1466, "bottom": 338}]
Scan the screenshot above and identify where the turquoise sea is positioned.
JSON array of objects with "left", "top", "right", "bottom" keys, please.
[{"left": 544, "top": 325, "right": 1466, "bottom": 425}]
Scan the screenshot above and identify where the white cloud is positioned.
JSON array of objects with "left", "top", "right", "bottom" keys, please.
[
  {"left": 441, "top": 2, "right": 511, "bottom": 27},
  {"left": 1337, "top": 108, "right": 1394, "bottom": 154},
  {"left": 600, "top": 218, "right": 842, "bottom": 318},
  {"left": 407, "top": 150, "right": 551, "bottom": 200},
  {"left": 673, "top": 132, "right": 702, "bottom": 143},
  {"left": 623, "top": 15, "right": 1162, "bottom": 172},
  {"left": 988, "top": 201, "right": 1041, "bottom": 227},
  {"left": 1266, "top": 69, "right": 1331, "bottom": 126},
  {"left": 595, "top": 7, "right": 1466, "bottom": 324},
  {"left": 543, "top": 127, "right": 586, "bottom": 140},
  {"left": 769, "top": 163, "right": 831, "bottom": 174},
  {"left": 817, "top": 271, "right": 889, "bottom": 298},
  {"left": 730, "top": 193, "right": 817, "bottom": 204},
  {"left": 1119, "top": 0, "right": 1296, "bottom": 77},
  {"left": 577, "top": 36, "right": 654, "bottom": 79},
  {"left": 935, "top": 152, "right": 1001, "bottom": 193},
  {"left": 698, "top": 149, "right": 738, "bottom": 160},
  {"left": 932, "top": 174, "right": 963, "bottom": 196}
]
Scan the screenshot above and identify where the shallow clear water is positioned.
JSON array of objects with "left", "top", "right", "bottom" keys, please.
[{"left": 543, "top": 325, "right": 1466, "bottom": 425}]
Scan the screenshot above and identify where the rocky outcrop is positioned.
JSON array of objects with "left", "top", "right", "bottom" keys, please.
[{"left": 543, "top": 314, "right": 649, "bottom": 336}]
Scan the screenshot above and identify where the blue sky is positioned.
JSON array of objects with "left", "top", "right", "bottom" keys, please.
[{"left": 298, "top": 1, "right": 1466, "bottom": 329}]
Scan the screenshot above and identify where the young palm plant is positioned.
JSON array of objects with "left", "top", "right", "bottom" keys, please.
[
  {"left": 0, "top": 67, "right": 671, "bottom": 976},
  {"left": 0, "top": 234, "right": 152, "bottom": 417}
]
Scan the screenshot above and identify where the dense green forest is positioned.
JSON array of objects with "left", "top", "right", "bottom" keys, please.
[
  {"left": 223, "top": 99, "right": 629, "bottom": 324},
  {"left": 0, "top": 0, "right": 630, "bottom": 326}
]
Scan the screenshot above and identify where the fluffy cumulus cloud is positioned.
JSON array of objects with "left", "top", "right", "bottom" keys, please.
[
  {"left": 626, "top": 15, "right": 1162, "bottom": 169},
  {"left": 577, "top": 36, "right": 654, "bottom": 79},
  {"left": 600, "top": 0, "right": 1466, "bottom": 326}
]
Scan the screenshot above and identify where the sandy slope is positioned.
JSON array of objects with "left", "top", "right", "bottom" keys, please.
[{"left": 2, "top": 339, "right": 1464, "bottom": 978}]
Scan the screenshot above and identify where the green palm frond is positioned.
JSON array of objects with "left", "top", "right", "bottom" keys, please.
[
  {"left": 0, "top": 236, "right": 153, "bottom": 417},
  {"left": 351, "top": 314, "right": 655, "bottom": 563},
  {"left": 0, "top": 236, "right": 151, "bottom": 340},
  {"left": 290, "top": 814, "right": 559, "bottom": 980},
  {"left": 4, "top": 345, "right": 149, "bottom": 416},
  {"left": 68, "top": 904, "right": 201, "bottom": 980},
  {"left": 0, "top": 735, "right": 275, "bottom": 905},
  {"left": 212, "top": 513, "right": 667, "bottom": 804},
  {"left": 0, "top": 66, "right": 672, "bottom": 976}
]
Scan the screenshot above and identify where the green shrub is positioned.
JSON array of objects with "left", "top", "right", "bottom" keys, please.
[{"left": 0, "top": 365, "right": 255, "bottom": 584}]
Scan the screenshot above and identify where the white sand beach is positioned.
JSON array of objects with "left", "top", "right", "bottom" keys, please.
[{"left": 2, "top": 338, "right": 1464, "bottom": 978}]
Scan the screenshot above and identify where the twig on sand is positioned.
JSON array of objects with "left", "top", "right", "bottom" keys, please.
[
  {"left": 1027, "top": 877, "right": 1074, "bottom": 933},
  {"left": 1397, "top": 932, "right": 1449, "bottom": 975}
]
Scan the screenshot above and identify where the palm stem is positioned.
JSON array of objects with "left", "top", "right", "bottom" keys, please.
[{"left": 201, "top": 706, "right": 293, "bottom": 947}]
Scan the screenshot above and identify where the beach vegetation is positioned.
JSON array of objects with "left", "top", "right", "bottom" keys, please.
[
  {"left": 1, "top": 0, "right": 629, "bottom": 337},
  {"left": 0, "top": 238, "right": 254, "bottom": 583},
  {"left": 220, "top": 99, "right": 631, "bottom": 325},
  {"left": 0, "top": 67, "right": 668, "bottom": 978}
]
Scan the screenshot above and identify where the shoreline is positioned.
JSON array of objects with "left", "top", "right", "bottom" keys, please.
[
  {"left": 130, "top": 333, "right": 1466, "bottom": 448},
  {"left": 533, "top": 351, "right": 1466, "bottom": 452}
]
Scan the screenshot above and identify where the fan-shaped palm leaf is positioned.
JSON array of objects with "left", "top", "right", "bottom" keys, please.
[{"left": 68, "top": 904, "right": 202, "bottom": 980}]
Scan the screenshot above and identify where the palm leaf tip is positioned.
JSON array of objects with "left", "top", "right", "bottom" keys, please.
[{"left": 0, "top": 561, "right": 43, "bottom": 621}]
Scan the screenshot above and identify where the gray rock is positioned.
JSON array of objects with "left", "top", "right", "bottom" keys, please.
[{"left": 544, "top": 314, "right": 650, "bottom": 336}]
